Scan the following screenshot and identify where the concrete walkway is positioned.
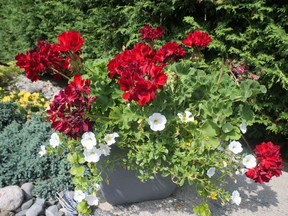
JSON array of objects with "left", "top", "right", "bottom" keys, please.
[{"left": 95, "top": 171, "right": 288, "bottom": 216}]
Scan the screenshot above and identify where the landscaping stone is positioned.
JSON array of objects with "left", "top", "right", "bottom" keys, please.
[
  {"left": 0, "top": 186, "right": 24, "bottom": 211},
  {"left": 14, "top": 75, "right": 65, "bottom": 99},
  {"left": 21, "top": 199, "right": 34, "bottom": 210},
  {"left": 15, "top": 209, "right": 28, "bottom": 216},
  {"left": 21, "top": 183, "right": 34, "bottom": 201},
  {"left": 0, "top": 209, "right": 15, "bottom": 216},
  {"left": 45, "top": 205, "right": 58, "bottom": 216},
  {"left": 35, "top": 198, "right": 46, "bottom": 206},
  {"left": 26, "top": 203, "right": 43, "bottom": 216}
]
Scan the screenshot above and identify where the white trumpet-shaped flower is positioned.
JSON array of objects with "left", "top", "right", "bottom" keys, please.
[
  {"left": 207, "top": 167, "right": 216, "bottom": 178},
  {"left": 39, "top": 145, "right": 46, "bottom": 157},
  {"left": 74, "top": 190, "right": 86, "bottom": 202},
  {"left": 81, "top": 132, "right": 97, "bottom": 149},
  {"left": 99, "top": 143, "right": 111, "bottom": 156},
  {"left": 231, "top": 190, "right": 241, "bottom": 205},
  {"left": 49, "top": 132, "right": 60, "bottom": 148},
  {"left": 84, "top": 147, "right": 102, "bottom": 163},
  {"left": 177, "top": 111, "right": 194, "bottom": 123},
  {"left": 240, "top": 122, "right": 247, "bottom": 134},
  {"left": 228, "top": 141, "right": 243, "bottom": 154},
  {"left": 242, "top": 154, "right": 257, "bottom": 169},
  {"left": 85, "top": 194, "right": 99, "bottom": 206},
  {"left": 148, "top": 113, "right": 167, "bottom": 131},
  {"left": 104, "top": 132, "right": 119, "bottom": 146}
]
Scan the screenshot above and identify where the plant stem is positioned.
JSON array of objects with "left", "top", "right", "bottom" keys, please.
[
  {"left": 241, "top": 134, "right": 255, "bottom": 155},
  {"left": 51, "top": 67, "right": 70, "bottom": 80},
  {"left": 217, "top": 58, "right": 225, "bottom": 85},
  {"left": 83, "top": 65, "right": 95, "bottom": 74}
]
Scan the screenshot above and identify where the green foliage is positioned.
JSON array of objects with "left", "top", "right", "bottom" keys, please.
[
  {"left": 208, "top": 1, "right": 288, "bottom": 138},
  {"left": 0, "top": 61, "right": 22, "bottom": 87},
  {"left": 0, "top": 115, "right": 73, "bottom": 199},
  {"left": 0, "top": 0, "right": 202, "bottom": 61},
  {"left": 0, "top": 101, "right": 26, "bottom": 131}
]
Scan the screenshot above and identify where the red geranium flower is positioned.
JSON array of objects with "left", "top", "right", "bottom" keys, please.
[
  {"left": 46, "top": 74, "right": 96, "bottom": 138},
  {"left": 57, "top": 30, "right": 85, "bottom": 53},
  {"left": 15, "top": 41, "right": 62, "bottom": 82},
  {"left": 156, "top": 41, "right": 186, "bottom": 63},
  {"left": 139, "top": 24, "right": 164, "bottom": 42},
  {"left": 182, "top": 30, "right": 212, "bottom": 47},
  {"left": 245, "top": 141, "right": 284, "bottom": 184}
]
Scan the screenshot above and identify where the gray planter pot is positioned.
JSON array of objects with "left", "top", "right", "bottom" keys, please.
[{"left": 100, "top": 147, "right": 176, "bottom": 205}]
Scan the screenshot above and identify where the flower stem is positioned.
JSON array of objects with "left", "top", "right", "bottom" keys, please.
[
  {"left": 51, "top": 67, "right": 70, "bottom": 80},
  {"left": 217, "top": 58, "right": 225, "bottom": 85},
  {"left": 83, "top": 65, "right": 95, "bottom": 74},
  {"left": 241, "top": 134, "right": 255, "bottom": 155}
]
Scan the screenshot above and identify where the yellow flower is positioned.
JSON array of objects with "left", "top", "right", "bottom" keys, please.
[
  {"left": 209, "top": 191, "right": 218, "bottom": 200},
  {"left": 2, "top": 96, "right": 11, "bottom": 102},
  {"left": 18, "top": 90, "right": 26, "bottom": 96},
  {"left": 33, "top": 92, "right": 40, "bottom": 98}
]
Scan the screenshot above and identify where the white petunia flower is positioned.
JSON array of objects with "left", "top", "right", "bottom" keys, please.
[
  {"left": 242, "top": 154, "right": 257, "bottom": 169},
  {"left": 99, "top": 143, "right": 111, "bottom": 156},
  {"left": 84, "top": 147, "right": 102, "bottom": 163},
  {"left": 39, "top": 145, "right": 46, "bottom": 157},
  {"left": 177, "top": 111, "right": 194, "bottom": 123},
  {"left": 104, "top": 132, "right": 119, "bottom": 146},
  {"left": 81, "top": 132, "right": 97, "bottom": 149},
  {"left": 228, "top": 141, "right": 243, "bottom": 154},
  {"left": 231, "top": 190, "right": 241, "bottom": 205},
  {"left": 85, "top": 194, "right": 99, "bottom": 206},
  {"left": 148, "top": 113, "right": 167, "bottom": 131},
  {"left": 74, "top": 190, "right": 86, "bottom": 202},
  {"left": 207, "top": 167, "right": 216, "bottom": 178},
  {"left": 240, "top": 122, "right": 247, "bottom": 134},
  {"left": 95, "top": 183, "right": 101, "bottom": 191},
  {"left": 49, "top": 132, "right": 60, "bottom": 148}
]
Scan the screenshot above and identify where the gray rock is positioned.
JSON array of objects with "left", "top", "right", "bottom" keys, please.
[
  {"left": 21, "top": 183, "right": 34, "bottom": 201},
  {"left": 25, "top": 203, "right": 43, "bottom": 216},
  {"left": 14, "top": 75, "right": 65, "bottom": 99},
  {"left": 57, "top": 211, "right": 65, "bottom": 216},
  {"left": 0, "top": 186, "right": 24, "bottom": 211},
  {"left": 45, "top": 205, "right": 58, "bottom": 216},
  {"left": 0, "top": 209, "right": 15, "bottom": 216},
  {"left": 21, "top": 199, "right": 34, "bottom": 210},
  {"left": 15, "top": 209, "right": 28, "bottom": 216},
  {"left": 35, "top": 198, "right": 45, "bottom": 206}
]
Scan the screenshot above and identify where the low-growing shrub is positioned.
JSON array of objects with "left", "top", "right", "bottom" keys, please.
[
  {"left": 0, "top": 115, "right": 73, "bottom": 199},
  {"left": 0, "top": 101, "right": 26, "bottom": 131}
]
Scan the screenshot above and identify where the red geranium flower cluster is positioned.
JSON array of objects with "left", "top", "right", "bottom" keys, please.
[
  {"left": 156, "top": 41, "right": 186, "bottom": 63},
  {"left": 139, "top": 24, "right": 164, "bottom": 42},
  {"left": 182, "top": 30, "right": 212, "bottom": 47},
  {"left": 46, "top": 74, "right": 96, "bottom": 138},
  {"left": 108, "top": 43, "right": 168, "bottom": 106},
  {"left": 245, "top": 141, "right": 284, "bottom": 184},
  {"left": 16, "top": 31, "right": 84, "bottom": 82}
]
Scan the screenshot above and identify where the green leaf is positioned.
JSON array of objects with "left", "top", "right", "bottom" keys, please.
[
  {"left": 193, "top": 203, "right": 211, "bottom": 216},
  {"left": 70, "top": 165, "right": 85, "bottom": 177},
  {"left": 67, "top": 153, "right": 77, "bottom": 164},
  {"left": 109, "top": 105, "right": 138, "bottom": 129},
  {"left": 200, "top": 120, "right": 219, "bottom": 137},
  {"left": 222, "top": 122, "right": 234, "bottom": 133},
  {"left": 239, "top": 104, "right": 254, "bottom": 124}
]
